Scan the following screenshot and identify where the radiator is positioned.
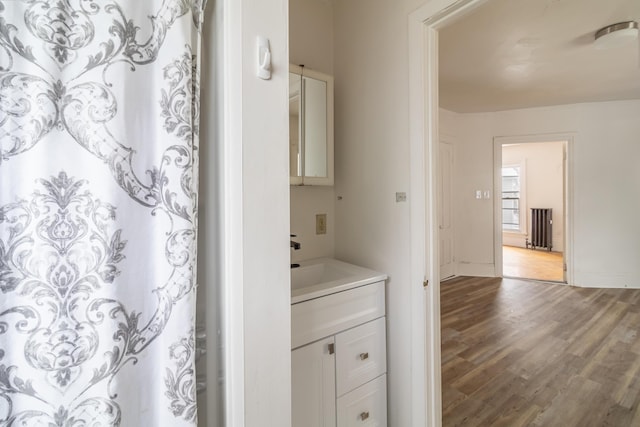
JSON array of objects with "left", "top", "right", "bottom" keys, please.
[{"left": 527, "top": 208, "right": 553, "bottom": 251}]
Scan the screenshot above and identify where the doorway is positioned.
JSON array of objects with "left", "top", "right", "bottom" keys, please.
[
  {"left": 410, "top": 1, "right": 580, "bottom": 424},
  {"left": 500, "top": 141, "right": 567, "bottom": 282},
  {"left": 409, "top": 1, "right": 494, "bottom": 425},
  {"left": 494, "top": 135, "right": 573, "bottom": 284}
]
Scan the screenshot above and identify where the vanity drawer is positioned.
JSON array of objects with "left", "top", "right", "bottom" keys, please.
[
  {"left": 337, "top": 374, "right": 387, "bottom": 427},
  {"left": 292, "top": 281, "right": 385, "bottom": 349},
  {"left": 335, "top": 317, "right": 386, "bottom": 396}
]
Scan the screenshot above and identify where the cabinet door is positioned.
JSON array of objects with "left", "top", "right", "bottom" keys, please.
[
  {"left": 292, "top": 337, "right": 336, "bottom": 427},
  {"left": 289, "top": 64, "right": 334, "bottom": 186},
  {"left": 337, "top": 375, "right": 387, "bottom": 427}
]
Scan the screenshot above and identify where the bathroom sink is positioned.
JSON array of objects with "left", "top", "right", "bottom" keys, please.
[
  {"left": 291, "top": 262, "right": 353, "bottom": 290},
  {"left": 291, "top": 258, "right": 387, "bottom": 303}
]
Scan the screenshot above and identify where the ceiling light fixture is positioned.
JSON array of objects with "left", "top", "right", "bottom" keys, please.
[{"left": 594, "top": 21, "right": 639, "bottom": 49}]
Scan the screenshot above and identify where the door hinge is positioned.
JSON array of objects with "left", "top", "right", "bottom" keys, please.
[
  {"left": 423, "top": 279, "right": 429, "bottom": 288},
  {"left": 328, "top": 343, "right": 335, "bottom": 355},
  {"left": 563, "top": 263, "right": 567, "bottom": 272}
]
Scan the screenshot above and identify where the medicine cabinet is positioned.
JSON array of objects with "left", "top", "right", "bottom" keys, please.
[{"left": 289, "top": 65, "right": 334, "bottom": 186}]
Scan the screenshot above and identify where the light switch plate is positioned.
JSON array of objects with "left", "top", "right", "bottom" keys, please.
[{"left": 316, "top": 214, "right": 327, "bottom": 235}]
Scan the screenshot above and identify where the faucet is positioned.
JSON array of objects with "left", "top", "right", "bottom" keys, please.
[{"left": 290, "top": 234, "right": 301, "bottom": 250}]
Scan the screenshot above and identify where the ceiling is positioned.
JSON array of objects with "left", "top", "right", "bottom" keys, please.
[{"left": 438, "top": 0, "right": 640, "bottom": 113}]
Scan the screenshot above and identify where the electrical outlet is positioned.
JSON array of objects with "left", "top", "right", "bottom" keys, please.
[{"left": 316, "top": 214, "right": 327, "bottom": 235}]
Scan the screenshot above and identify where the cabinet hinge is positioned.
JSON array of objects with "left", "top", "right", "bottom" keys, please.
[{"left": 423, "top": 279, "right": 429, "bottom": 288}]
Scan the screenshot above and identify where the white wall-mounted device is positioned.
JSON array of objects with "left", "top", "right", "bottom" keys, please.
[{"left": 257, "top": 36, "right": 271, "bottom": 80}]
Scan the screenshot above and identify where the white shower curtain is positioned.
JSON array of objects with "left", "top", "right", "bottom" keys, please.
[{"left": 0, "top": 1, "right": 204, "bottom": 425}]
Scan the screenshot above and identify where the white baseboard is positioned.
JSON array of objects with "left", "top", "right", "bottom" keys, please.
[
  {"left": 456, "top": 262, "right": 496, "bottom": 278},
  {"left": 573, "top": 271, "right": 640, "bottom": 289}
]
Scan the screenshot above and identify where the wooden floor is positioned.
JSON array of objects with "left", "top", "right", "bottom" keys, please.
[
  {"left": 441, "top": 276, "right": 640, "bottom": 427},
  {"left": 503, "top": 245, "right": 564, "bottom": 282}
]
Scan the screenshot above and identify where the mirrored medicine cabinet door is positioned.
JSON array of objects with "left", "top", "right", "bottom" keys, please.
[{"left": 289, "top": 65, "right": 334, "bottom": 186}]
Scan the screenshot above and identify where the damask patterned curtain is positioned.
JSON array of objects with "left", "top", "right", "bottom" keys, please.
[{"left": 0, "top": 1, "right": 205, "bottom": 425}]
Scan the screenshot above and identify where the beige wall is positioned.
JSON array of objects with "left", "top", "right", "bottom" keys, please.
[
  {"left": 289, "top": 0, "right": 335, "bottom": 263},
  {"left": 289, "top": 0, "right": 334, "bottom": 75},
  {"left": 334, "top": 0, "right": 425, "bottom": 425}
]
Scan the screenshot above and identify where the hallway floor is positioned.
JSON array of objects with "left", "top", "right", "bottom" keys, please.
[
  {"left": 442, "top": 276, "right": 640, "bottom": 426},
  {"left": 503, "top": 245, "right": 564, "bottom": 282}
]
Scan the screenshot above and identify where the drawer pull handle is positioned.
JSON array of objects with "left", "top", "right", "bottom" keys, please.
[
  {"left": 360, "top": 411, "right": 370, "bottom": 421},
  {"left": 359, "top": 352, "right": 369, "bottom": 360}
]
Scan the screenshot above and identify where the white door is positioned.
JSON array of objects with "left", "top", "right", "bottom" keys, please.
[
  {"left": 292, "top": 337, "right": 337, "bottom": 427},
  {"left": 439, "top": 140, "right": 455, "bottom": 280}
]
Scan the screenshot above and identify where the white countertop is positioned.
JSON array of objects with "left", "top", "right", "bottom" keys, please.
[{"left": 291, "top": 257, "right": 387, "bottom": 304}]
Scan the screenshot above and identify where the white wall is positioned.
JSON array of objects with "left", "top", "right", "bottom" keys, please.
[
  {"left": 454, "top": 100, "right": 640, "bottom": 288},
  {"left": 333, "top": 0, "right": 424, "bottom": 425},
  {"left": 440, "top": 108, "right": 458, "bottom": 140},
  {"left": 236, "top": 0, "right": 291, "bottom": 424},
  {"left": 289, "top": 0, "right": 336, "bottom": 262},
  {"left": 454, "top": 112, "right": 496, "bottom": 276},
  {"left": 502, "top": 142, "right": 564, "bottom": 251}
]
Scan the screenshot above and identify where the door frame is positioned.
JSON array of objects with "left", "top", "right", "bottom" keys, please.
[
  {"left": 438, "top": 138, "right": 455, "bottom": 281},
  {"left": 408, "top": 0, "right": 489, "bottom": 425},
  {"left": 493, "top": 134, "right": 575, "bottom": 285}
]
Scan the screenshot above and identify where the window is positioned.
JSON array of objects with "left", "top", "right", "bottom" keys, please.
[{"left": 502, "top": 166, "right": 522, "bottom": 231}]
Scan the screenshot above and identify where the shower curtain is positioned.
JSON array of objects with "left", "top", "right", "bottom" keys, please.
[{"left": 0, "top": 1, "right": 205, "bottom": 425}]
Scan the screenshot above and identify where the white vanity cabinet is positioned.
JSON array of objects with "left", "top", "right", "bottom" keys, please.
[{"left": 292, "top": 280, "right": 387, "bottom": 427}]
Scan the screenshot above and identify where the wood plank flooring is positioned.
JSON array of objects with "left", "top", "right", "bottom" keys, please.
[
  {"left": 441, "top": 276, "right": 640, "bottom": 426},
  {"left": 503, "top": 245, "right": 564, "bottom": 282}
]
